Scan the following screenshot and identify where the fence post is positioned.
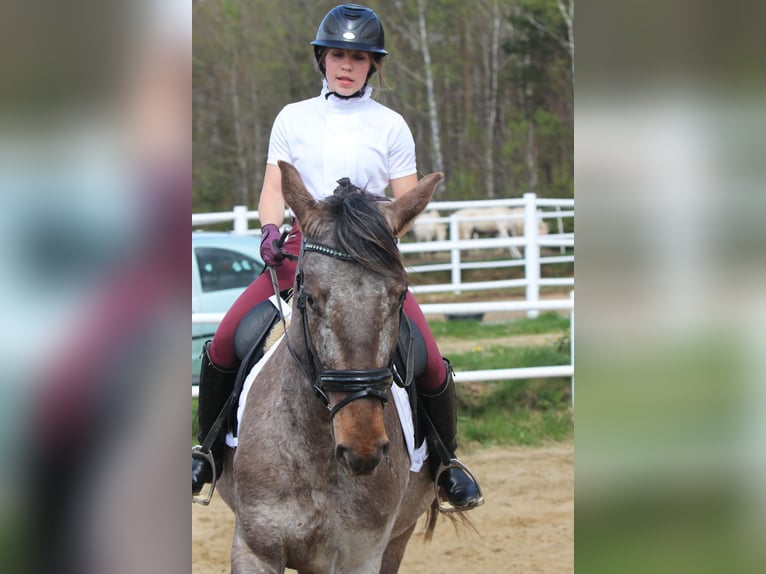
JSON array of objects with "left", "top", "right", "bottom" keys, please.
[
  {"left": 524, "top": 192, "right": 540, "bottom": 318},
  {"left": 449, "top": 212, "right": 462, "bottom": 294},
  {"left": 233, "top": 205, "right": 248, "bottom": 234}
]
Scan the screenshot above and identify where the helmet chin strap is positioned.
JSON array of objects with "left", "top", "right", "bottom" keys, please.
[{"left": 324, "top": 84, "right": 367, "bottom": 100}]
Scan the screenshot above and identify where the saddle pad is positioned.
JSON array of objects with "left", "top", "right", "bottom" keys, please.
[
  {"left": 392, "top": 385, "right": 428, "bottom": 472},
  {"left": 225, "top": 293, "right": 289, "bottom": 449},
  {"left": 225, "top": 331, "right": 284, "bottom": 449}
]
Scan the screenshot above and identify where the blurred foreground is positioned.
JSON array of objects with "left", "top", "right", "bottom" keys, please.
[
  {"left": 576, "top": 1, "right": 766, "bottom": 571},
  {"left": 1, "top": 1, "right": 189, "bottom": 572}
]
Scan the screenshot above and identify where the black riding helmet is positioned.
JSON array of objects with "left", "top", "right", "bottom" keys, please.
[{"left": 311, "top": 4, "right": 387, "bottom": 79}]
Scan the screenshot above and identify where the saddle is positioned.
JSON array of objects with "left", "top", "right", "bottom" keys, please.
[{"left": 226, "top": 298, "right": 428, "bottom": 443}]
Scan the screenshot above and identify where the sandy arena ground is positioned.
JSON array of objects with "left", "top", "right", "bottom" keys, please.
[{"left": 192, "top": 444, "right": 573, "bottom": 573}]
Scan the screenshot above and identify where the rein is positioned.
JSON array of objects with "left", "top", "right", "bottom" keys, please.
[{"left": 269, "top": 237, "right": 397, "bottom": 419}]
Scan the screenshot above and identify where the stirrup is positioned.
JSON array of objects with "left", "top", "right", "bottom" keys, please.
[
  {"left": 434, "top": 458, "right": 485, "bottom": 514},
  {"left": 192, "top": 445, "right": 217, "bottom": 506}
]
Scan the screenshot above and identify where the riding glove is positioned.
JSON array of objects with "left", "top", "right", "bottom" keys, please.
[{"left": 260, "top": 224, "right": 285, "bottom": 267}]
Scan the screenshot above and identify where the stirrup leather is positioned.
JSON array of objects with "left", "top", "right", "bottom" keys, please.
[
  {"left": 192, "top": 445, "right": 218, "bottom": 506},
  {"left": 434, "top": 458, "right": 485, "bottom": 514}
]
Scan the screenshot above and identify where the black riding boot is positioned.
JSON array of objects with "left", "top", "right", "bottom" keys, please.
[
  {"left": 420, "top": 360, "right": 483, "bottom": 511},
  {"left": 192, "top": 341, "right": 238, "bottom": 500}
]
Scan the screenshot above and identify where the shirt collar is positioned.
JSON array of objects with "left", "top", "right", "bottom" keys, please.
[{"left": 320, "top": 79, "right": 373, "bottom": 103}]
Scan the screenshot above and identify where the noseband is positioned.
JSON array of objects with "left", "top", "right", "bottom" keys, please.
[{"left": 272, "top": 239, "right": 396, "bottom": 419}]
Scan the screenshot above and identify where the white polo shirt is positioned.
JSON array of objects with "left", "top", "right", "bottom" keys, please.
[{"left": 266, "top": 83, "right": 417, "bottom": 200}]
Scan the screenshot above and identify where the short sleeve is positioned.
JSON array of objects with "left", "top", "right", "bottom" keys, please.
[
  {"left": 266, "top": 108, "right": 291, "bottom": 166},
  {"left": 387, "top": 117, "right": 417, "bottom": 180}
]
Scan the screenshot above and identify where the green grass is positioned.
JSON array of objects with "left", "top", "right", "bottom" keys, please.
[
  {"left": 449, "top": 337, "right": 573, "bottom": 447},
  {"left": 431, "top": 311, "right": 573, "bottom": 448},
  {"left": 449, "top": 342, "right": 569, "bottom": 371},
  {"left": 429, "top": 311, "right": 569, "bottom": 339},
  {"left": 456, "top": 378, "right": 572, "bottom": 447}
]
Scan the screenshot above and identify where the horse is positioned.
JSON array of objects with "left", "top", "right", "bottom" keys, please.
[
  {"left": 453, "top": 206, "right": 548, "bottom": 258},
  {"left": 216, "top": 161, "right": 445, "bottom": 573},
  {"left": 408, "top": 210, "right": 446, "bottom": 261},
  {"left": 412, "top": 210, "right": 447, "bottom": 243}
]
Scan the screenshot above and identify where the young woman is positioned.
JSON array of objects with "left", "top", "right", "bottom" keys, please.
[{"left": 193, "top": 4, "right": 481, "bottom": 511}]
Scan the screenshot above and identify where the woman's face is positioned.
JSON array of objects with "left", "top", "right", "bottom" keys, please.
[{"left": 323, "top": 49, "right": 372, "bottom": 96}]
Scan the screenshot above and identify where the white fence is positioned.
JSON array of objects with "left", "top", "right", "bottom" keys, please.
[
  {"left": 192, "top": 194, "right": 574, "bottom": 400},
  {"left": 193, "top": 193, "right": 574, "bottom": 316},
  {"left": 402, "top": 194, "right": 573, "bottom": 315}
]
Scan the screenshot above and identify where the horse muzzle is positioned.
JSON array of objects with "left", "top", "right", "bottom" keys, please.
[
  {"left": 335, "top": 440, "right": 390, "bottom": 475},
  {"left": 317, "top": 369, "right": 393, "bottom": 475}
]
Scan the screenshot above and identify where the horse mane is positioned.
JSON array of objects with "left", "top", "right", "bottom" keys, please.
[{"left": 316, "top": 179, "right": 407, "bottom": 281}]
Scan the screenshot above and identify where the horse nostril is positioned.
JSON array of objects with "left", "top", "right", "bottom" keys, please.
[
  {"left": 379, "top": 441, "right": 391, "bottom": 465},
  {"left": 335, "top": 445, "right": 349, "bottom": 465},
  {"left": 335, "top": 443, "right": 385, "bottom": 475}
]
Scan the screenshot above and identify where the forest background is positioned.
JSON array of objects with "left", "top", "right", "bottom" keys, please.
[{"left": 193, "top": 0, "right": 573, "bottom": 211}]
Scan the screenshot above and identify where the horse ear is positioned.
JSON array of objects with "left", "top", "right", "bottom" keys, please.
[
  {"left": 382, "top": 173, "right": 444, "bottom": 236},
  {"left": 278, "top": 161, "right": 316, "bottom": 223}
]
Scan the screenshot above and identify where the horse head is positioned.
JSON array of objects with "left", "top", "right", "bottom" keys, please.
[{"left": 278, "top": 161, "right": 442, "bottom": 475}]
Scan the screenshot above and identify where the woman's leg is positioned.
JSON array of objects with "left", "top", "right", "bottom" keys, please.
[
  {"left": 402, "top": 292, "right": 446, "bottom": 392},
  {"left": 403, "top": 290, "right": 483, "bottom": 511}
]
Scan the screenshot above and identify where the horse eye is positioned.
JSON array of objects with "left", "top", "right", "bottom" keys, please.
[{"left": 306, "top": 293, "right": 315, "bottom": 307}]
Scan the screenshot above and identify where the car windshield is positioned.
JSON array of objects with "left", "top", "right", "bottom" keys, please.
[{"left": 195, "top": 246, "right": 261, "bottom": 292}]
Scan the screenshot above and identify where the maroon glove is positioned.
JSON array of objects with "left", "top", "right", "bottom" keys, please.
[{"left": 260, "top": 224, "right": 285, "bottom": 267}]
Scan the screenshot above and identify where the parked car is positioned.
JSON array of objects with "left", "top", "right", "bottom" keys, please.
[{"left": 192, "top": 232, "right": 265, "bottom": 383}]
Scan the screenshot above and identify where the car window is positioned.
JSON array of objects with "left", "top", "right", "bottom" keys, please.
[{"left": 195, "top": 247, "right": 262, "bottom": 292}]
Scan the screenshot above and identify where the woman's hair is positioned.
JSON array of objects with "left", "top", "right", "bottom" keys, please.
[
  {"left": 369, "top": 55, "right": 385, "bottom": 85},
  {"left": 315, "top": 47, "right": 387, "bottom": 90}
]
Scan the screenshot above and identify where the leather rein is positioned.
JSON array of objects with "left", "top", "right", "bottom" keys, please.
[{"left": 269, "top": 236, "right": 401, "bottom": 419}]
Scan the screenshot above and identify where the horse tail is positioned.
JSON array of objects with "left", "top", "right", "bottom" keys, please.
[
  {"left": 422, "top": 499, "right": 439, "bottom": 542},
  {"left": 422, "top": 499, "right": 479, "bottom": 543}
]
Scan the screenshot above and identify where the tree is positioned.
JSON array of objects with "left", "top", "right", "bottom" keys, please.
[
  {"left": 505, "top": 0, "right": 573, "bottom": 197},
  {"left": 193, "top": 0, "right": 573, "bottom": 210},
  {"left": 416, "top": 0, "right": 445, "bottom": 185}
]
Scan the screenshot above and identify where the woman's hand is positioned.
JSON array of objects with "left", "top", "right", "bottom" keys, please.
[{"left": 260, "top": 223, "right": 285, "bottom": 267}]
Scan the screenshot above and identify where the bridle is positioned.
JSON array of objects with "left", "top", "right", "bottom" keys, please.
[{"left": 270, "top": 237, "right": 399, "bottom": 419}]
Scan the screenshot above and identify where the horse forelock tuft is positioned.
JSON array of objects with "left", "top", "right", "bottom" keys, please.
[{"left": 320, "top": 187, "right": 406, "bottom": 281}]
